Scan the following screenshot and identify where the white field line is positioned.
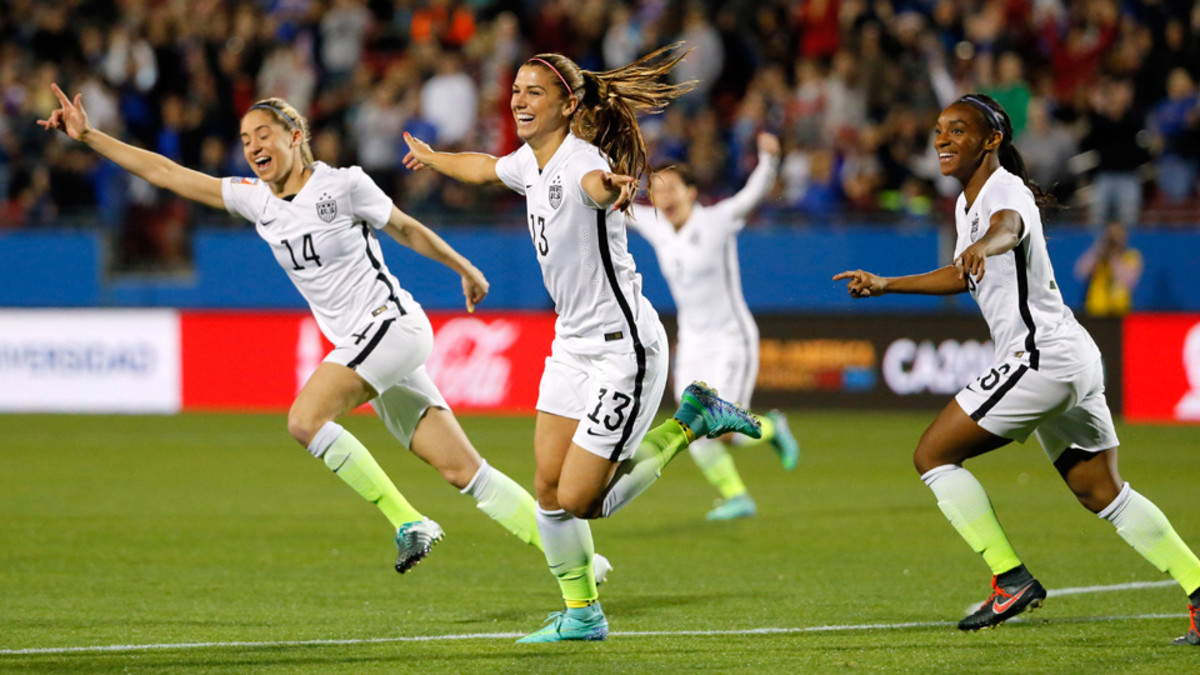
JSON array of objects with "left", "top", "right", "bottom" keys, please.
[{"left": 1, "top": 581, "right": 1186, "bottom": 657}]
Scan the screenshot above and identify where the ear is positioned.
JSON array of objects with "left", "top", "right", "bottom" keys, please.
[
  {"left": 983, "top": 129, "right": 1003, "bottom": 152},
  {"left": 562, "top": 97, "right": 578, "bottom": 117}
]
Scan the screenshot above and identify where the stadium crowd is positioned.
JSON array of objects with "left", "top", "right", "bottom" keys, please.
[{"left": 1, "top": 0, "right": 1199, "bottom": 268}]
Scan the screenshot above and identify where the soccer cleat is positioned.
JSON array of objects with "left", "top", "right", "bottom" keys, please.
[
  {"left": 593, "top": 553, "right": 612, "bottom": 586},
  {"left": 675, "top": 381, "right": 762, "bottom": 440},
  {"left": 958, "top": 566, "right": 1047, "bottom": 631},
  {"left": 706, "top": 494, "right": 757, "bottom": 521},
  {"left": 394, "top": 517, "right": 443, "bottom": 574},
  {"left": 765, "top": 410, "right": 800, "bottom": 471},
  {"left": 516, "top": 603, "right": 609, "bottom": 643},
  {"left": 1172, "top": 604, "right": 1200, "bottom": 645}
]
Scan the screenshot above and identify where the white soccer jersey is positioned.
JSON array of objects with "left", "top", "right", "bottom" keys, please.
[
  {"left": 495, "top": 133, "right": 661, "bottom": 354},
  {"left": 954, "top": 167, "right": 1098, "bottom": 376},
  {"left": 222, "top": 162, "right": 417, "bottom": 345},
  {"left": 629, "top": 151, "right": 776, "bottom": 349}
]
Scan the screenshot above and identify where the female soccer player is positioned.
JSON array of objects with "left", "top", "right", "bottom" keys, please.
[
  {"left": 834, "top": 94, "right": 1200, "bottom": 645},
  {"left": 38, "top": 83, "right": 586, "bottom": 579},
  {"left": 402, "top": 45, "right": 761, "bottom": 642},
  {"left": 628, "top": 132, "right": 800, "bottom": 521}
]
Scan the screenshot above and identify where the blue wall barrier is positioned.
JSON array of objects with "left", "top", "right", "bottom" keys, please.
[{"left": 2, "top": 225, "right": 1197, "bottom": 312}]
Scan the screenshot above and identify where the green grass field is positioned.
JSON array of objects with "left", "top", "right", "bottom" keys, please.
[{"left": 1, "top": 411, "right": 1197, "bottom": 673}]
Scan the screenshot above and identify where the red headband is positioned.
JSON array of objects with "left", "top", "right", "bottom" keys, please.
[{"left": 528, "top": 57, "right": 575, "bottom": 100}]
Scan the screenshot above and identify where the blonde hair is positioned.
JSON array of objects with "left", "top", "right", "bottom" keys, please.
[
  {"left": 526, "top": 43, "right": 695, "bottom": 205},
  {"left": 245, "top": 98, "right": 314, "bottom": 166}
]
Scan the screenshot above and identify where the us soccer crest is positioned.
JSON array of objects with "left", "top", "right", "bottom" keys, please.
[
  {"left": 970, "top": 213, "right": 979, "bottom": 238},
  {"left": 548, "top": 176, "right": 562, "bottom": 210},
  {"left": 316, "top": 193, "right": 337, "bottom": 223}
]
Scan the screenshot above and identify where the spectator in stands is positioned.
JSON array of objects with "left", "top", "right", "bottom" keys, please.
[
  {"left": 1082, "top": 77, "right": 1149, "bottom": 227},
  {"left": 1016, "top": 97, "right": 1078, "bottom": 201},
  {"left": 419, "top": 51, "right": 476, "bottom": 148},
  {"left": 1147, "top": 68, "right": 1200, "bottom": 205},
  {"left": 1074, "top": 222, "right": 1143, "bottom": 318}
]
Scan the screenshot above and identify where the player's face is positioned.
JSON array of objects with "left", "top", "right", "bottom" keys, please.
[
  {"left": 648, "top": 170, "right": 696, "bottom": 228},
  {"left": 934, "top": 103, "right": 998, "bottom": 184},
  {"left": 511, "top": 65, "right": 574, "bottom": 144},
  {"left": 239, "top": 110, "right": 297, "bottom": 183}
]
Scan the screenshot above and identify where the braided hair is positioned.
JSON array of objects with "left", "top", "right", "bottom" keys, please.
[{"left": 957, "top": 93, "right": 1057, "bottom": 212}]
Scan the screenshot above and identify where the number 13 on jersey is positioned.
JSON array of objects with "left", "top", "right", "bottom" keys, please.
[{"left": 528, "top": 214, "right": 548, "bottom": 256}]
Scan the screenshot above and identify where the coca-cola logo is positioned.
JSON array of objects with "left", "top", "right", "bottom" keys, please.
[{"left": 427, "top": 318, "right": 519, "bottom": 406}]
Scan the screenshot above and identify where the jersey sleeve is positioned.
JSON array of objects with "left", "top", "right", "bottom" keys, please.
[
  {"left": 983, "top": 178, "right": 1038, "bottom": 242},
  {"left": 221, "top": 176, "right": 267, "bottom": 222},
  {"left": 709, "top": 152, "right": 778, "bottom": 230},
  {"left": 494, "top": 147, "right": 528, "bottom": 195},
  {"left": 570, "top": 149, "right": 612, "bottom": 209},
  {"left": 347, "top": 166, "right": 395, "bottom": 229}
]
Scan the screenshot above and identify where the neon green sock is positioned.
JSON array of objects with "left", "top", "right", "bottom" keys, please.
[
  {"left": 600, "top": 420, "right": 692, "bottom": 517},
  {"left": 689, "top": 439, "right": 747, "bottom": 499},
  {"left": 1101, "top": 484, "right": 1200, "bottom": 595},
  {"left": 320, "top": 427, "right": 422, "bottom": 529},
  {"left": 537, "top": 507, "right": 597, "bottom": 606},
  {"left": 462, "top": 460, "right": 541, "bottom": 549},
  {"left": 921, "top": 465, "right": 1021, "bottom": 576}
]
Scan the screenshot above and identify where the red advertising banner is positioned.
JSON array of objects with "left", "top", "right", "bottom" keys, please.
[
  {"left": 180, "top": 311, "right": 555, "bottom": 413},
  {"left": 1123, "top": 313, "right": 1200, "bottom": 423}
]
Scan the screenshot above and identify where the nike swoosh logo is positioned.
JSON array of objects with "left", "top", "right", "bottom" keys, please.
[
  {"left": 585, "top": 428, "right": 607, "bottom": 436},
  {"left": 260, "top": 218, "right": 276, "bottom": 227},
  {"left": 992, "top": 584, "right": 1031, "bottom": 613}
]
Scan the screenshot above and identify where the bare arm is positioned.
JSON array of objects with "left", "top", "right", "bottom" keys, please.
[
  {"left": 402, "top": 131, "right": 501, "bottom": 185},
  {"left": 38, "top": 83, "right": 224, "bottom": 210},
  {"left": 953, "top": 209, "right": 1023, "bottom": 283},
  {"left": 832, "top": 265, "right": 969, "bottom": 298},
  {"left": 580, "top": 170, "right": 637, "bottom": 210},
  {"left": 382, "top": 207, "right": 488, "bottom": 312},
  {"left": 717, "top": 132, "right": 780, "bottom": 220}
]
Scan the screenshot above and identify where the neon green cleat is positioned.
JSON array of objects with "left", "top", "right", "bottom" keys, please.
[
  {"left": 765, "top": 410, "right": 800, "bottom": 471},
  {"left": 706, "top": 494, "right": 757, "bottom": 521},
  {"left": 516, "top": 603, "right": 609, "bottom": 643},
  {"left": 676, "top": 382, "right": 762, "bottom": 440}
]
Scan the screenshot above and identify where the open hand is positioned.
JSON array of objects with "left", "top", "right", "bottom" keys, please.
[
  {"left": 602, "top": 171, "right": 637, "bottom": 210},
  {"left": 37, "top": 83, "right": 91, "bottom": 142},
  {"left": 757, "top": 132, "right": 781, "bottom": 156},
  {"left": 402, "top": 131, "right": 434, "bottom": 171},
  {"left": 954, "top": 242, "right": 988, "bottom": 282},
  {"left": 832, "top": 269, "right": 887, "bottom": 298}
]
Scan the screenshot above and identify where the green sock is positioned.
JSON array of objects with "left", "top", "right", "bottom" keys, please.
[
  {"left": 600, "top": 420, "right": 692, "bottom": 517},
  {"left": 689, "top": 439, "right": 748, "bottom": 499},
  {"left": 1100, "top": 483, "right": 1200, "bottom": 595},
  {"left": 462, "top": 460, "right": 541, "bottom": 549},
  {"left": 921, "top": 464, "right": 1022, "bottom": 576},
  {"left": 536, "top": 507, "right": 597, "bottom": 606},
  {"left": 312, "top": 422, "right": 422, "bottom": 529}
]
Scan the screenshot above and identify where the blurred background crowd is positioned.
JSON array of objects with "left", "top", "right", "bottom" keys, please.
[{"left": 1, "top": 0, "right": 1199, "bottom": 270}]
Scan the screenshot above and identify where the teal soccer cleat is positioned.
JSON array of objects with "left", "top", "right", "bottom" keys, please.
[
  {"left": 675, "top": 382, "right": 762, "bottom": 440},
  {"left": 765, "top": 410, "right": 800, "bottom": 471},
  {"left": 394, "top": 517, "right": 443, "bottom": 574},
  {"left": 706, "top": 494, "right": 757, "bottom": 521},
  {"left": 516, "top": 603, "right": 609, "bottom": 643}
]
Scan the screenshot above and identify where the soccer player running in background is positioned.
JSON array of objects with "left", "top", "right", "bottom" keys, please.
[
  {"left": 628, "top": 131, "right": 800, "bottom": 521},
  {"left": 402, "top": 44, "right": 761, "bottom": 642},
  {"left": 36, "top": 84, "right": 612, "bottom": 580},
  {"left": 834, "top": 94, "right": 1200, "bottom": 644}
]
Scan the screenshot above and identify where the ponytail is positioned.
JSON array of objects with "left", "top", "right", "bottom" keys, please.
[
  {"left": 957, "top": 93, "right": 1057, "bottom": 212},
  {"left": 526, "top": 44, "right": 696, "bottom": 206},
  {"left": 246, "top": 98, "right": 314, "bottom": 166}
]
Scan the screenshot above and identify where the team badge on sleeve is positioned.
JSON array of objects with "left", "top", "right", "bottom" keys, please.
[
  {"left": 317, "top": 193, "right": 338, "bottom": 222},
  {"left": 549, "top": 176, "right": 562, "bottom": 210}
]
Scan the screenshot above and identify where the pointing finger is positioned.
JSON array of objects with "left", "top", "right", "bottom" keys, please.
[{"left": 50, "top": 82, "right": 71, "bottom": 106}]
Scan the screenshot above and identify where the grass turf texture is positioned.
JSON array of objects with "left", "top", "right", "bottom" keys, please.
[{"left": 1, "top": 411, "right": 1197, "bottom": 673}]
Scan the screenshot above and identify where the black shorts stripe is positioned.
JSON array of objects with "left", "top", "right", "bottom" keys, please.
[
  {"left": 596, "top": 210, "right": 646, "bottom": 462},
  {"left": 1013, "top": 241, "right": 1038, "bottom": 369},
  {"left": 346, "top": 317, "right": 395, "bottom": 369},
  {"left": 969, "top": 364, "right": 1029, "bottom": 422},
  {"left": 359, "top": 222, "right": 406, "bottom": 316}
]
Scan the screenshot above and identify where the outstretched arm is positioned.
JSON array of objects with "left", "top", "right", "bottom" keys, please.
[
  {"left": 953, "top": 209, "right": 1023, "bottom": 283},
  {"left": 38, "top": 83, "right": 224, "bottom": 210},
  {"left": 833, "top": 266, "right": 969, "bottom": 298},
  {"left": 581, "top": 170, "right": 637, "bottom": 211},
  {"left": 382, "top": 207, "right": 488, "bottom": 312},
  {"left": 402, "top": 131, "right": 501, "bottom": 185},
  {"left": 717, "top": 132, "right": 781, "bottom": 221}
]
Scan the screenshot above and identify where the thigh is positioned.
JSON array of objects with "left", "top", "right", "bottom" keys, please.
[
  {"left": 914, "top": 397, "right": 1013, "bottom": 473},
  {"left": 325, "top": 312, "right": 433, "bottom": 394},
  {"left": 954, "top": 357, "right": 1072, "bottom": 444},
  {"left": 534, "top": 410, "right": 580, "bottom": 509},
  {"left": 1034, "top": 363, "right": 1119, "bottom": 463},
  {"left": 292, "top": 361, "right": 377, "bottom": 423},
  {"left": 408, "top": 406, "right": 482, "bottom": 490}
]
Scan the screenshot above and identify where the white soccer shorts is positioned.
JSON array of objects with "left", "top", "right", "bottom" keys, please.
[
  {"left": 537, "top": 322, "right": 669, "bottom": 462},
  {"left": 672, "top": 336, "right": 758, "bottom": 407},
  {"left": 955, "top": 353, "right": 1119, "bottom": 463}
]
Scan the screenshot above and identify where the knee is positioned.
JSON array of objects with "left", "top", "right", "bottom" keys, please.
[
  {"left": 436, "top": 460, "right": 478, "bottom": 491},
  {"left": 1070, "top": 478, "right": 1123, "bottom": 514},
  {"left": 913, "top": 435, "right": 942, "bottom": 476},
  {"left": 286, "top": 408, "right": 326, "bottom": 448},
  {"left": 558, "top": 489, "right": 602, "bottom": 520},
  {"left": 534, "top": 476, "right": 560, "bottom": 511}
]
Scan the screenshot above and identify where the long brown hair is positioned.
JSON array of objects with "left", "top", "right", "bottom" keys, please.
[
  {"left": 526, "top": 43, "right": 695, "bottom": 202},
  {"left": 245, "top": 97, "right": 314, "bottom": 166}
]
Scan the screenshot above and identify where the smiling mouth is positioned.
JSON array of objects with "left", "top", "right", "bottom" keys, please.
[
  {"left": 254, "top": 156, "right": 272, "bottom": 172},
  {"left": 515, "top": 113, "right": 534, "bottom": 124}
]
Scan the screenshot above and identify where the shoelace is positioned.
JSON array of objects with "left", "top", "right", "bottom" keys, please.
[
  {"left": 1189, "top": 604, "right": 1198, "bottom": 634},
  {"left": 985, "top": 576, "right": 1017, "bottom": 608}
]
